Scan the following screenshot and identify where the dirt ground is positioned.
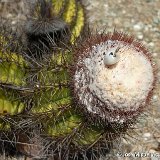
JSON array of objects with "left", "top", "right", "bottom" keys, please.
[{"left": 0, "top": 0, "right": 160, "bottom": 160}]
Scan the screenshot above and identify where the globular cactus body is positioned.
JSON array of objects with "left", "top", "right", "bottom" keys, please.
[{"left": 72, "top": 32, "right": 156, "bottom": 124}]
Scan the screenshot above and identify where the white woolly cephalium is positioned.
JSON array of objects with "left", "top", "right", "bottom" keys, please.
[{"left": 73, "top": 31, "right": 156, "bottom": 123}]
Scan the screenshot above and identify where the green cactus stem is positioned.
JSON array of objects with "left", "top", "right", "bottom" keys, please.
[
  {"left": 0, "top": 89, "right": 24, "bottom": 116},
  {"left": 0, "top": 51, "right": 27, "bottom": 86},
  {"left": 0, "top": 35, "right": 27, "bottom": 130}
]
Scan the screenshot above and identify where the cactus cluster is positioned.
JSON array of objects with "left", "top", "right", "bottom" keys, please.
[{"left": 0, "top": 0, "right": 156, "bottom": 160}]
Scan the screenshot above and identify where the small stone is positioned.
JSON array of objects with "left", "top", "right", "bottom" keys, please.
[
  {"left": 11, "top": 21, "right": 16, "bottom": 25},
  {"left": 6, "top": 13, "right": 12, "bottom": 18},
  {"left": 152, "top": 95, "right": 158, "bottom": 101},
  {"left": 122, "top": 10, "right": 126, "bottom": 14},
  {"left": 133, "top": 23, "right": 143, "bottom": 31},
  {"left": 131, "top": 19, "right": 135, "bottom": 23},
  {"left": 114, "top": 19, "right": 120, "bottom": 24},
  {"left": 152, "top": 62, "right": 156, "bottom": 66},
  {"left": 143, "top": 132, "right": 151, "bottom": 139},
  {"left": 144, "top": 26, "right": 149, "bottom": 31},
  {"left": 153, "top": 17, "right": 160, "bottom": 24},
  {"left": 153, "top": 53, "right": 157, "bottom": 57},
  {"left": 137, "top": 34, "right": 143, "bottom": 39},
  {"left": 149, "top": 42, "right": 155, "bottom": 47}
]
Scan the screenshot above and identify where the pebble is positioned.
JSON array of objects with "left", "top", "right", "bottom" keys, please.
[
  {"left": 152, "top": 95, "right": 158, "bottom": 102},
  {"left": 149, "top": 42, "right": 155, "bottom": 48},
  {"left": 11, "top": 21, "right": 16, "bottom": 25},
  {"left": 152, "top": 62, "right": 156, "bottom": 66},
  {"left": 152, "top": 53, "right": 157, "bottom": 57},
  {"left": 137, "top": 34, "right": 143, "bottom": 40},
  {"left": 143, "top": 132, "right": 151, "bottom": 138},
  {"left": 144, "top": 26, "right": 149, "bottom": 31},
  {"left": 6, "top": 13, "right": 12, "bottom": 18},
  {"left": 133, "top": 23, "right": 143, "bottom": 31},
  {"left": 114, "top": 19, "right": 120, "bottom": 24},
  {"left": 122, "top": 10, "right": 126, "bottom": 14},
  {"left": 134, "top": 24, "right": 141, "bottom": 31},
  {"left": 143, "top": 132, "right": 152, "bottom": 141},
  {"left": 153, "top": 17, "right": 160, "bottom": 24}
]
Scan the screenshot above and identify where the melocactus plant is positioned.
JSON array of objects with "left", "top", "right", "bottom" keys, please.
[
  {"left": 72, "top": 31, "right": 156, "bottom": 124},
  {"left": 39, "top": 31, "right": 156, "bottom": 159},
  {"left": 0, "top": 0, "right": 156, "bottom": 159}
]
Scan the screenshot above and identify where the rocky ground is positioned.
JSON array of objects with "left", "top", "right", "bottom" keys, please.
[{"left": 0, "top": 0, "right": 160, "bottom": 159}]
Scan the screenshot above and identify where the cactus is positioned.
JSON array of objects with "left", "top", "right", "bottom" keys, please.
[
  {"left": 0, "top": 0, "right": 156, "bottom": 160},
  {"left": 0, "top": 34, "right": 27, "bottom": 131},
  {"left": 71, "top": 32, "right": 156, "bottom": 124}
]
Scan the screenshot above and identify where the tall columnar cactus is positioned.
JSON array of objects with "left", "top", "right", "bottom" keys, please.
[{"left": 0, "top": 0, "right": 156, "bottom": 159}]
